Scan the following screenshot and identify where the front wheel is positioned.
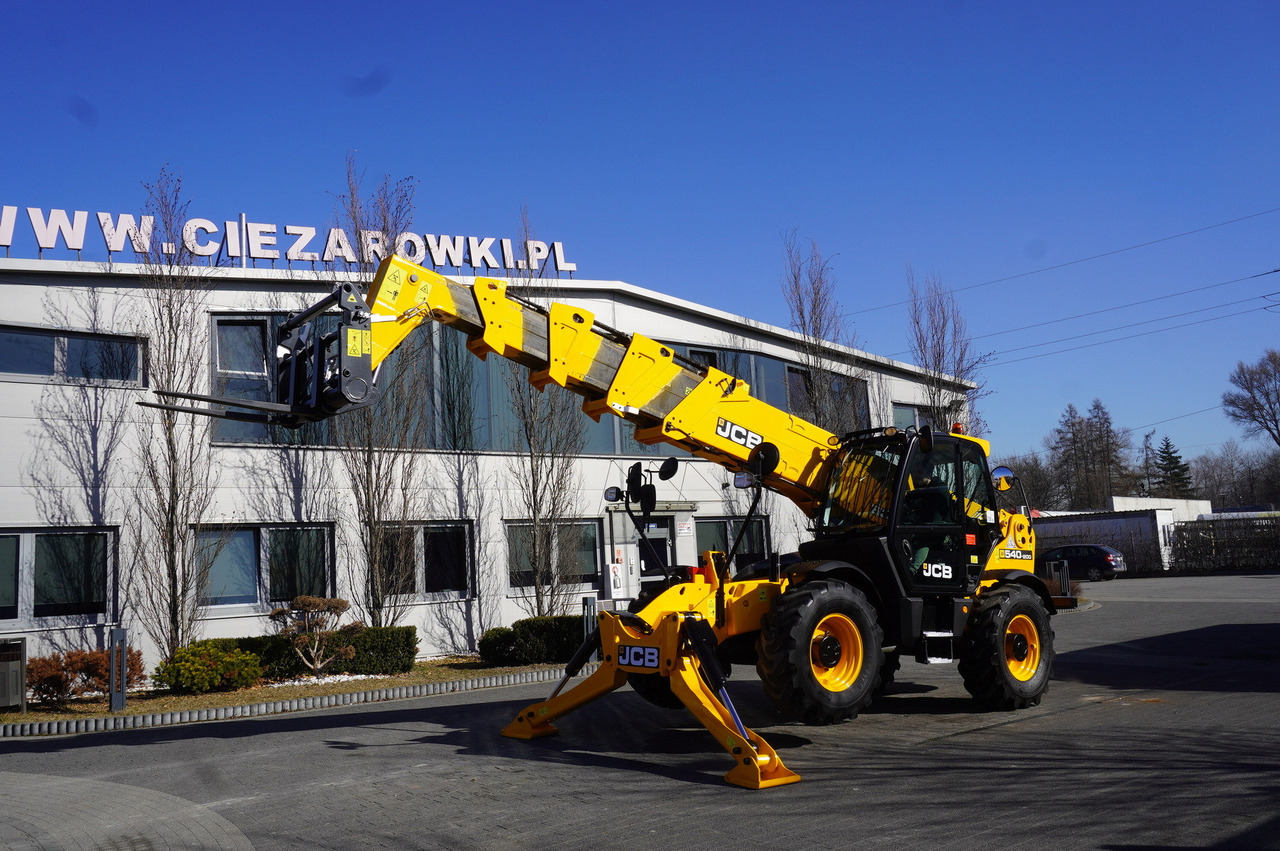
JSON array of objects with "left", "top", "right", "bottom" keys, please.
[
  {"left": 958, "top": 584, "right": 1054, "bottom": 710},
  {"left": 757, "top": 578, "right": 884, "bottom": 725}
]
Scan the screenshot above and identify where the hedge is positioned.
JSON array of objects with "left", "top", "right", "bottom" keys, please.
[
  {"left": 479, "top": 616, "right": 583, "bottom": 666},
  {"left": 196, "top": 626, "right": 417, "bottom": 680}
]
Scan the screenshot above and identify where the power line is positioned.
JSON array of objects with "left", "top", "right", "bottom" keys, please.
[
  {"left": 848, "top": 205, "right": 1280, "bottom": 316},
  {"left": 988, "top": 292, "right": 1277, "bottom": 359},
  {"left": 972, "top": 268, "right": 1280, "bottom": 343},
  {"left": 987, "top": 306, "right": 1263, "bottom": 367}
]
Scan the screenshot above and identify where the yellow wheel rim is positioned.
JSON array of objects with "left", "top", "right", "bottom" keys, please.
[
  {"left": 810, "top": 613, "right": 863, "bottom": 691},
  {"left": 1004, "top": 614, "right": 1041, "bottom": 682}
]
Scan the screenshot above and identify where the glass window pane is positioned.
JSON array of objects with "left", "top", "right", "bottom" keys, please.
[
  {"left": 424, "top": 525, "right": 468, "bottom": 593},
  {"left": 65, "top": 336, "right": 138, "bottom": 382},
  {"left": 34, "top": 533, "right": 107, "bottom": 616},
  {"left": 893, "top": 404, "right": 917, "bottom": 431},
  {"left": 201, "top": 529, "right": 258, "bottom": 605},
  {"left": 268, "top": 528, "right": 327, "bottom": 601},
  {"left": 376, "top": 525, "right": 419, "bottom": 598},
  {"left": 0, "top": 535, "right": 17, "bottom": 618},
  {"left": 756, "top": 355, "right": 787, "bottom": 409},
  {"left": 506, "top": 524, "right": 535, "bottom": 588},
  {"left": 216, "top": 321, "right": 268, "bottom": 375},
  {"left": 695, "top": 520, "right": 729, "bottom": 556},
  {"left": 0, "top": 329, "right": 56, "bottom": 376},
  {"left": 560, "top": 522, "right": 599, "bottom": 584}
]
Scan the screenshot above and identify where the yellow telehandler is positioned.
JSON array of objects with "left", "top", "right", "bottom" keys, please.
[{"left": 149, "top": 256, "right": 1065, "bottom": 789}]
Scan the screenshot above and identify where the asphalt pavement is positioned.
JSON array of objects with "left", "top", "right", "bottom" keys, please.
[{"left": 1, "top": 575, "right": 1278, "bottom": 850}]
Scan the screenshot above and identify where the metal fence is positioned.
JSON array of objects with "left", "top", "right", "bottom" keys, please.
[{"left": 1169, "top": 515, "right": 1280, "bottom": 572}]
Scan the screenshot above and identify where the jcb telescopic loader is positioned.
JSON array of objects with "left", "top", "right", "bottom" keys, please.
[{"left": 149, "top": 256, "right": 1065, "bottom": 789}]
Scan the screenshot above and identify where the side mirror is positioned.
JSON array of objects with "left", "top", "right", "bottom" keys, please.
[
  {"left": 917, "top": 425, "right": 934, "bottom": 455},
  {"left": 991, "top": 466, "right": 1016, "bottom": 492},
  {"left": 640, "top": 482, "right": 657, "bottom": 518},
  {"left": 625, "top": 462, "right": 643, "bottom": 501},
  {"left": 733, "top": 471, "right": 753, "bottom": 489},
  {"left": 747, "top": 442, "right": 780, "bottom": 478},
  {"left": 603, "top": 485, "right": 624, "bottom": 503},
  {"left": 657, "top": 456, "right": 679, "bottom": 481}
]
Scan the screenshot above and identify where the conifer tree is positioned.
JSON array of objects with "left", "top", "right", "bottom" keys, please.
[{"left": 1152, "top": 435, "right": 1195, "bottom": 498}]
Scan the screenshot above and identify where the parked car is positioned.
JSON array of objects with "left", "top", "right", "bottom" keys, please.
[{"left": 1038, "top": 544, "right": 1127, "bottom": 581}]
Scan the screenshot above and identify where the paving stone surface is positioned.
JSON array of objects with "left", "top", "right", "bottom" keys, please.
[{"left": 1, "top": 575, "right": 1278, "bottom": 850}]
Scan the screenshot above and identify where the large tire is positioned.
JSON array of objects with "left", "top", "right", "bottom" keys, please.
[
  {"left": 757, "top": 579, "right": 884, "bottom": 725},
  {"left": 958, "top": 584, "right": 1054, "bottom": 711}
]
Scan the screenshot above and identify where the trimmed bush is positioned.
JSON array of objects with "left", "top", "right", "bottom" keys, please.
[
  {"left": 478, "top": 627, "right": 520, "bottom": 666},
  {"left": 153, "top": 645, "right": 263, "bottom": 694},
  {"left": 479, "top": 616, "right": 582, "bottom": 666},
  {"left": 196, "top": 626, "right": 417, "bottom": 680},
  {"left": 340, "top": 627, "right": 416, "bottom": 675}
]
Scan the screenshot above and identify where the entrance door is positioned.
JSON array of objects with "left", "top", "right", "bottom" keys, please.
[{"left": 637, "top": 517, "right": 672, "bottom": 579}]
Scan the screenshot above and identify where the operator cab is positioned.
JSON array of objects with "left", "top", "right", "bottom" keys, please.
[{"left": 811, "top": 427, "right": 1003, "bottom": 595}]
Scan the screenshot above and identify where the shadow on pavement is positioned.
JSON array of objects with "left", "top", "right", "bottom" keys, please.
[{"left": 1056, "top": 622, "right": 1280, "bottom": 693}]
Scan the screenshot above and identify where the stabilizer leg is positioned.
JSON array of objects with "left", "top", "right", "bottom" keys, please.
[
  {"left": 501, "top": 662, "right": 628, "bottom": 739},
  {"left": 667, "top": 655, "right": 800, "bottom": 789}
]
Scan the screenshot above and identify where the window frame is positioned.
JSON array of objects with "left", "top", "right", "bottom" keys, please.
[
  {"left": 694, "top": 516, "right": 772, "bottom": 571},
  {"left": 0, "top": 527, "right": 117, "bottom": 624},
  {"left": 0, "top": 322, "right": 144, "bottom": 387},
  {"left": 197, "top": 523, "right": 334, "bottom": 609},
  {"left": 505, "top": 518, "right": 603, "bottom": 593},
  {"left": 376, "top": 520, "right": 475, "bottom": 602}
]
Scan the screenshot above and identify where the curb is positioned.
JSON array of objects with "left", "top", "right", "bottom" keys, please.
[{"left": 1, "top": 665, "right": 591, "bottom": 739}]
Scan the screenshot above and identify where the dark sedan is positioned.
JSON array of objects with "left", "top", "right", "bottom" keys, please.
[{"left": 1039, "top": 544, "right": 1127, "bottom": 581}]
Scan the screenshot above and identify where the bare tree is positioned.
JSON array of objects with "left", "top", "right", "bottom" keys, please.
[
  {"left": 905, "top": 267, "right": 992, "bottom": 435},
  {"left": 1222, "top": 349, "right": 1280, "bottom": 448},
  {"left": 502, "top": 206, "right": 589, "bottom": 617},
  {"left": 781, "top": 231, "right": 870, "bottom": 435},
  {"left": 126, "top": 165, "right": 225, "bottom": 661},
  {"left": 327, "top": 155, "right": 431, "bottom": 628},
  {"left": 24, "top": 287, "right": 134, "bottom": 527}
]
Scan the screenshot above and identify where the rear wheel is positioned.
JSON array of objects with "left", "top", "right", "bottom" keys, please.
[
  {"left": 958, "top": 585, "right": 1054, "bottom": 710},
  {"left": 1086, "top": 566, "right": 1102, "bottom": 582},
  {"left": 757, "top": 579, "right": 884, "bottom": 725}
]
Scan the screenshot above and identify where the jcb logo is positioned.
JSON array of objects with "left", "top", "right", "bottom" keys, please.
[
  {"left": 618, "top": 645, "right": 660, "bottom": 669},
  {"left": 922, "top": 563, "right": 953, "bottom": 579},
  {"left": 715, "top": 418, "right": 763, "bottom": 450}
]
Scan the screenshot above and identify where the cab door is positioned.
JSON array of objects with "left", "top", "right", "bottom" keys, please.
[{"left": 893, "top": 438, "right": 968, "bottom": 594}]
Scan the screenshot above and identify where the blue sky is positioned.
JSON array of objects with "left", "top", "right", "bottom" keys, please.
[{"left": 3, "top": 1, "right": 1279, "bottom": 463}]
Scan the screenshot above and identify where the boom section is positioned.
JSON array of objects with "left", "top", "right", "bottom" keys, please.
[{"left": 148, "top": 255, "right": 837, "bottom": 515}]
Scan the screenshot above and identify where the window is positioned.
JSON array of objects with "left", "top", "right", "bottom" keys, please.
[
  {"left": 212, "top": 318, "right": 271, "bottom": 443},
  {"left": 198, "top": 525, "right": 331, "bottom": 606},
  {"left": 267, "top": 527, "right": 328, "bottom": 601},
  {"left": 0, "top": 325, "right": 140, "bottom": 384},
  {"left": 507, "top": 520, "right": 600, "bottom": 589},
  {"left": 424, "top": 523, "right": 470, "bottom": 593},
  {"left": 200, "top": 529, "right": 259, "bottom": 606},
  {"left": 0, "top": 529, "right": 115, "bottom": 621},
  {"left": 893, "top": 404, "right": 932, "bottom": 432},
  {"left": 695, "top": 517, "right": 770, "bottom": 571},
  {"left": 374, "top": 521, "right": 472, "bottom": 600},
  {"left": 0, "top": 536, "right": 18, "bottom": 620}
]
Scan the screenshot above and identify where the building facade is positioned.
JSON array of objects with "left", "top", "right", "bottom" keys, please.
[{"left": 0, "top": 256, "right": 959, "bottom": 669}]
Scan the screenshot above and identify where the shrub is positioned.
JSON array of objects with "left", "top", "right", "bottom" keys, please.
[
  {"left": 65, "top": 647, "right": 146, "bottom": 694},
  {"left": 153, "top": 645, "right": 263, "bottom": 694},
  {"left": 25, "top": 647, "right": 149, "bottom": 705},
  {"left": 268, "top": 596, "right": 366, "bottom": 676},
  {"left": 479, "top": 616, "right": 583, "bottom": 666},
  {"left": 26, "top": 653, "right": 75, "bottom": 705},
  {"left": 478, "top": 627, "right": 520, "bottom": 666},
  {"left": 196, "top": 626, "right": 417, "bottom": 680},
  {"left": 340, "top": 627, "right": 417, "bottom": 675}
]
